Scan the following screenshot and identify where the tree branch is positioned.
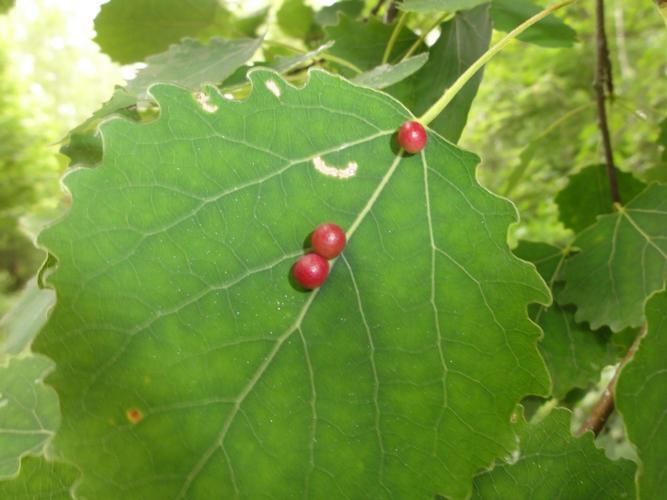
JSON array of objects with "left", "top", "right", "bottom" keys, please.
[
  {"left": 594, "top": 0, "right": 621, "bottom": 204},
  {"left": 369, "top": 0, "right": 388, "bottom": 18},
  {"left": 576, "top": 327, "right": 645, "bottom": 436},
  {"left": 384, "top": 1, "right": 401, "bottom": 24}
]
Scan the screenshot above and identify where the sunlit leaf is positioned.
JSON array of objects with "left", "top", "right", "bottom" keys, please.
[
  {"left": 315, "top": 0, "right": 364, "bottom": 26},
  {"left": 559, "top": 184, "right": 667, "bottom": 331},
  {"left": 491, "top": 0, "right": 577, "bottom": 48},
  {"left": 472, "top": 407, "right": 636, "bottom": 498},
  {"left": 93, "top": 0, "right": 228, "bottom": 64},
  {"left": 352, "top": 53, "right": 428, "bottom": 89},
  {"left": 0, "top": 355, "right": 59, "bottom": 478},
  {"left": 277, "top": 0, "right": 320, "bottom": 41},
  {"left": 616, "top": 289, "right": 667, "bottom": 500},
  {"left": 127, "top": 38, "right": 262, "bottom": 98},
  {"left": 555, "top": 165, "right": 646, "bottom": 233},
  {"left": 387, "top": 5, "right": 491, "bottom": 142},
  {"left": 0, "top": 0, "right": 14, "bottom": 15},
  {"left": 35, "top": 70, "right": 549, "bottom": 498}
]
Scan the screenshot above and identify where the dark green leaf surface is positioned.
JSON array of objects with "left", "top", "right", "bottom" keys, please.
[
  {"left": 400, "top": 0, "right": 489, "bottom": 13},
  {"left": 352, "top": 53, "right": 428, "bottom": 89},
  {"left": 0, "top": 355, "right": 59, "bottom": 478},
  {"left": 491, "top": 0, "right": 577, "bottom": 48},
  {"left": 514, "top": 242, "right": 618, "bottom": 399},
  {"left": 324, "top": 15, "right": 419, "bottom": 72},
  {"left": 472, "top": 408, "right": 636, "bottom": 499},
  {"left": 387, "top": 5, "right": 491, "bottom": 143},
  {"left": 126, "top": 38, "right": 262, "bottom": 98},
  {"left": 277, "top": 0, "right": 319, "bottom": 41},
  {"left": 315, "top": 0, "right": 364, "bottom": 26},
  {"left": 93, "top": 0, "right": 227, "bottom": 64},
  {"left": 36, "top": 70, "right": 550, "bottom": 499},
  {"left": 0, "top": 456, "right": 79, "bottom": 499},
  {"left": 559, "top": 184, "right": 667, "bottom": 331},
  {"left": 616, "top": 289, "right": 667, "bottom": 500},
  {"left": 0, "top": 279, "right": 54, "bottom": 357},
  {"left": 556, "top": 165, "right": 646, "bottom": 233}
]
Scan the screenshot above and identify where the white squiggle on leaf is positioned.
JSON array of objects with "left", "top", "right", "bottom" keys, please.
[
  {"left": 194, "top": 91, "right": 218, "bottom": 113},
  {"left": 312, "top": 156, "right": 358, "bottom": 179},
  {"left": 265, "top": 80, "right": 281, "bottom": 98}
]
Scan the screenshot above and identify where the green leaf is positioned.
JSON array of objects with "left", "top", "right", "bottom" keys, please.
[
  {"left": 514, "top": 242, "right": 619, "bottom": 399},
  {"left": 616, "top": 289, "right": 667, "bottom": 500},
  {"left": 277, "top": 0, "right": 320, "bottom": 41},
  {"left": 387, "top": 5, "right": 492, "bottom": 143},
  {"left": 35, "top": 70, "right": 550, "bottom": 498},
  {"left": 126, "top": 38, "right": 262, "bottom": 99},
  {"left": 491, "top": 0, "right": 578, "bottom": 48},
  {"left": 315, "top": 0, "right": 364, "bottom": 26},
  {"left": 0, "top": 279, "right": 54, "bottom": 357},
  {"left": 472, "top": 407, "right": 636, "bottom": 498},
  {"left": 324, "top": 15, "right": 419, "bottom": 72},
  {"left": 559, "top": 184, "right": 667, "bottom": 331},
  {"left": 400, "top": 0, "right": 489, "bottom": 13},
  {"left": 556, "top": 165, "right": 646, "bottom": 233},
  {"left": 0, "top": 355, "right": 59, "bottom": 478},
  {"left": 93, "top": 0, "right": 228, "bottom": 64},
  {"left": 352, "top": 53, "right": 429, "bottom": 89},
  {"left": 0, "top": 0, "right": 14, "bottom": 15},
  {"left": 0, "top": 456, "right": 78, "bottom": 499}
]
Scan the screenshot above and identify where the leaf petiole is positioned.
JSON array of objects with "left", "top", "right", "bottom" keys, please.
[
  {"left": 419, "top": 0, "right": 580, "bottom": 126},
  {"left": 399, "top": 12, "right": 450, "bottom": 62},
  {"left": 382, "top": 11, "right": 408, "bottom": 64}
]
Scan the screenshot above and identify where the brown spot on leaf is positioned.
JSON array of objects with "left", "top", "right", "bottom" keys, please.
[{"left": 126, "top": 408, "right": 143, "bottom": 424}]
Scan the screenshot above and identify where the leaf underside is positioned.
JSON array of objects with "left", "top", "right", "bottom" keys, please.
[{"left": 36, "top": 70, "right": 549, "bottom": 499}]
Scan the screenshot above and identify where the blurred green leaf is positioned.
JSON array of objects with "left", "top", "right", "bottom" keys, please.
[
  {"left": 315, "top": 0, "right": 364, "bottom": 26},
  {"left": 277, "top": 0, "right": 320, "bottom": 41},
  {"left": 472, "top": 407, "right": 636, "bottom": 498},
  {"left": 0, "top": 279, "right": 54, "bottom": 357},
  {"left": 559, "top": 184, "right": 667, "bottom": 331},
  {"left": 387, "top": 5, "right": 491, "bottom": 142},
  {"left": 616, "top": 289, "right": 667, "bottom": 500},
  {"left": 127, "top": 37, "right": 262, "bottom": 98},
  {"left": 35, "top": 70, "right": 550, "bottom": 499},
  {"left": 352, "top": 53, "right": 428, "bottom": 89},
  {"left": 324, "top": 14, "right": 419, "bottom": 72},
  {"left": 400, "top": 0, "right": 489, "bottom": 13},
  {"left": 514, "top": 241, "right": 620, "bottom": 399},
  {"left": 491, "top": 0, "right": 577, "bottom": 48},
  {"left": 0, "top": 354, "right": 59, "bottom": 478},
  {"left": 556, "top": 165, "right": 646, "bottom": 233},
  {"left": 0, "top": 0, "right": 14, "bottom": 15},
  {"left": 94, "top": 0, "right": 230, "bottom": 64}
]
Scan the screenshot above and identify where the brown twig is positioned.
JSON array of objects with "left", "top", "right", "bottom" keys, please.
[
  {"left": 384, "top": 1, "right": 401, "bottom": 24},
  {"left": 369, "top": 0, "right": 388, "bottom": 18},
  {"left": 577, "top": 327, "right": 645, "bottom": 436},
  {"left": 594, "top": 0, "right": 621, "bottom": 204}
]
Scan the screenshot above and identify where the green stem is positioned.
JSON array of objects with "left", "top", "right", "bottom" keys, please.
[
  {"left": 382, "top": 11, "right": 408, "bottom": 64},
  {"left": 419, "top": 0, "right": 579, "bottom": 125},
  {"left": 400, "top": 13, "right": 450, "bottom": 62},
  {"left": 262, "top": 39, "right": 363, "bottom": 74}
]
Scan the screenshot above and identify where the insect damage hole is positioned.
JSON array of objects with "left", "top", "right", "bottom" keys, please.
[
  {"left": 312, "top": 156, "right": 358, "bottom": 179},
  {"left": 194, "top": 91, "right": 218, "bottom": 113},
  {"left": 265, "top": 79, "right": 281, "bottom": 98}
]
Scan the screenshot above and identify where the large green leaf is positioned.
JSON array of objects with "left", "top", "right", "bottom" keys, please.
[
  {"left": 400, "top": 0, "right": 489, "bottom": 13},
  {"left": 314, "top": 0, "right": 364, "bottom": 26},
  {"left": 559, "top": 184, "right": 667, "bottom": 331},
  {"left": 514, "top": 242, "right": 619, "bottom": 399},
  {"left": 0, "top": 355, "right": 59, "bottom": 478},
  {"left": 0, "top": 456, "right": 79, "bottom": 498},
  {"left": 352, "top": 53, "right": 429, "bottom": 89},
  {"left": 0, "top": 278, "right": 54, "bottom": 357},
  {"left": 616, "top": 289, "right": 667, "bottom": 499},
  {"left": 472, "top": 408, "right": 636, "bottom": 498},
  {"left": 555, "top": 165, "right": 646, "bottom": 233},
  {"left": 491, "top": 0, "right": 577, "bottom": 48},
  {"left": 35, "top": 70, "right": 550, "bottom": 498},
  {"left": 94, "top": 0, "right": 228, "bottom": 64},
  {"left": 387, "top": 5, "right": 492, "bottom": 143},
  {"left": 126, "top": 38, "right": 262, "bottom": 99},
  {"left": 324, "top": 15, "right": 419, "bottom": 72}
]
